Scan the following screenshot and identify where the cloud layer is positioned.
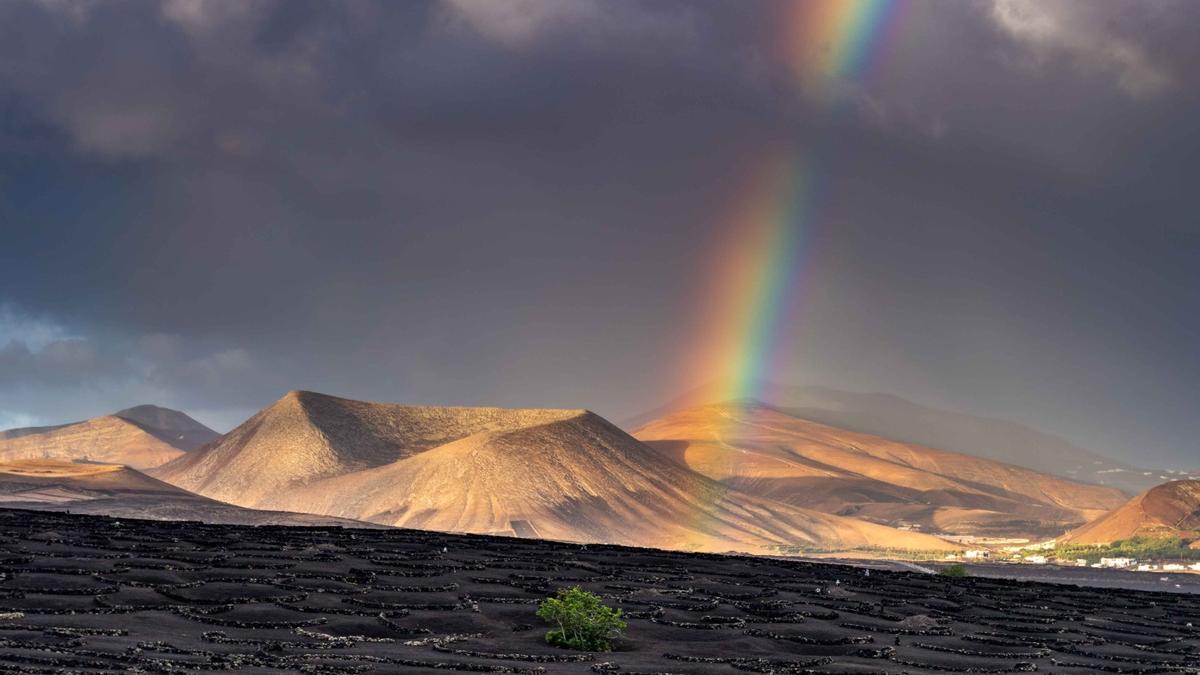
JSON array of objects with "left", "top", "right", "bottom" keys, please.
[{"left": 0, "top": 0, "right": 1197, "bottom": 467}]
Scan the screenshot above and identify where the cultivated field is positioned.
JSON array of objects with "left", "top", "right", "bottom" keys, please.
[{"left": 1, "top": 508, "right": 1198, "bottom": 673}]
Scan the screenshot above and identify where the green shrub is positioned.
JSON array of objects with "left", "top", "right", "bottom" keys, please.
[
  {"left": 536, "top": 586, "right": 627, "bottom": 651},
  {"left": 939, "top": 564, "right": 969, "bottom": 577}
]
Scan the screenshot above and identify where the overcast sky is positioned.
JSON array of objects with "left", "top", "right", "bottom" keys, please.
[{"left": 0, "top": 0, "right": 1197, "bottom": 468}]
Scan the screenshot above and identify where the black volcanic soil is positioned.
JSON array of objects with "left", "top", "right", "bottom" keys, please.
[{"left": 1, "top": 509, "right": 1198, "bottom": 674}]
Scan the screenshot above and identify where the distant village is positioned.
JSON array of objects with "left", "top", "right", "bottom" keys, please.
[{"left": 940, "top": 536, "right": 1200, "bottom": 573}]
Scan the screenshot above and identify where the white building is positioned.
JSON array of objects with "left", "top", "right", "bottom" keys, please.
[
  {"left": 1024, "top": 555, "right": 1048, "bottom": 564},
  {"left": 1162, "top": 563, "right": 1186, "bottom": 571},
  {"left": 1099, "top": 557, "right": 1137, "bottom": 568},
  {"left": 965, "top": 550, "right": 990, "bottom": 559}
]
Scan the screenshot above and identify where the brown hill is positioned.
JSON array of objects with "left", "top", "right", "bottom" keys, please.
[
  {"left": 0, "top": 459, "right": 372, "bottom": 527},
  {"left": 153, "top": 390, "right": 590, "bottom": 506},
  {"left": 633, "top": 402, "right": 1128, "bottom": 539},
  {"left": 0, "top": 407, "right": 216, "bottom": 470},
  {"left": 1061, "top": 480, "right": 1200, "bottom": 545},
  {"left": 152, "top": 391, "right": 957, "bottom": 555}
]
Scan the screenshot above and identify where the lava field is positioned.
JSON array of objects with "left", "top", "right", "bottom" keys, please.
[{"left": 0, "top": 509, "right": 1197, "bottom": 674}]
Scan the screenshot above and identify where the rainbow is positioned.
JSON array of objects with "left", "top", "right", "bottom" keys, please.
[
  {"left": 783, "top": 0, "right": 905, "bottom": 102},
  {"left": 680, "top": 0, "right": 907, "bottom": 406}
]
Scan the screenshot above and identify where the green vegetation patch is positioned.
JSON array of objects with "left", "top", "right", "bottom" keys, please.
[
  {"left": 537, "top": 586, "right": 627, "bottom": 652},
  {"left": 1055, "top": 536, "right": 1200, "bottom": 564},
  {"left": 764, "top": 545, "right": 963, "bottom": 561},
  {"left": 938, "top": 564, "right": 969, "bottom": 577}
]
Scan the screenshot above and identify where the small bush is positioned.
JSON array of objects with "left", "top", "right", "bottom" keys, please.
[
  {"left": 939, "top": 564, "right": 969, "bottom": 577},
  {"left": 536, "top": 586, "right": 626, "bottom": 651}
]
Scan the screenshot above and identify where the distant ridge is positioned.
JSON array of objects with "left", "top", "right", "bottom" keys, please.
[
  {"left": 628, "top": 382, "right": 1157, "bottom": 494},
  {"left": 633, "top": 401, "right": 1128, "bottom": 539},
  {"left": 114, "top": 404, "right": 220, "bottom": 451},
  {"left": 1061, "top": 480, "right": 1200, "bottom": 545},
  {"left": 152, "top": 390, "right": 958, "bottom": 555},
  {"left": 0, "top": 405, "right": 218, "bottom": 470}
]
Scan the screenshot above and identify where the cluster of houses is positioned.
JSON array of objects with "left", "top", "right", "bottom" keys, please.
[
  {"left": 945, "top": 541, "right": 1051, "bottom": 564},
  {"left": 1073, "top": 557, "right": 1200, "bottom": 572},
  {"left": 1093, "top": 557, "right": 1136, "bottom": 568}
]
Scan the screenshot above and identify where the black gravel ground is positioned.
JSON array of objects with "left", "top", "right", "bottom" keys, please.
[{"left": 0, "top": 508, "right": 1198, "bottom": 674}]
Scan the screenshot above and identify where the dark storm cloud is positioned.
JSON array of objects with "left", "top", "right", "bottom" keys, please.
[
  {"left": 0, "top": 0, "right": 1197, "bottom": 466},
  {"left": 0, "top": 337, "right": 117, "bottom": 386}
]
